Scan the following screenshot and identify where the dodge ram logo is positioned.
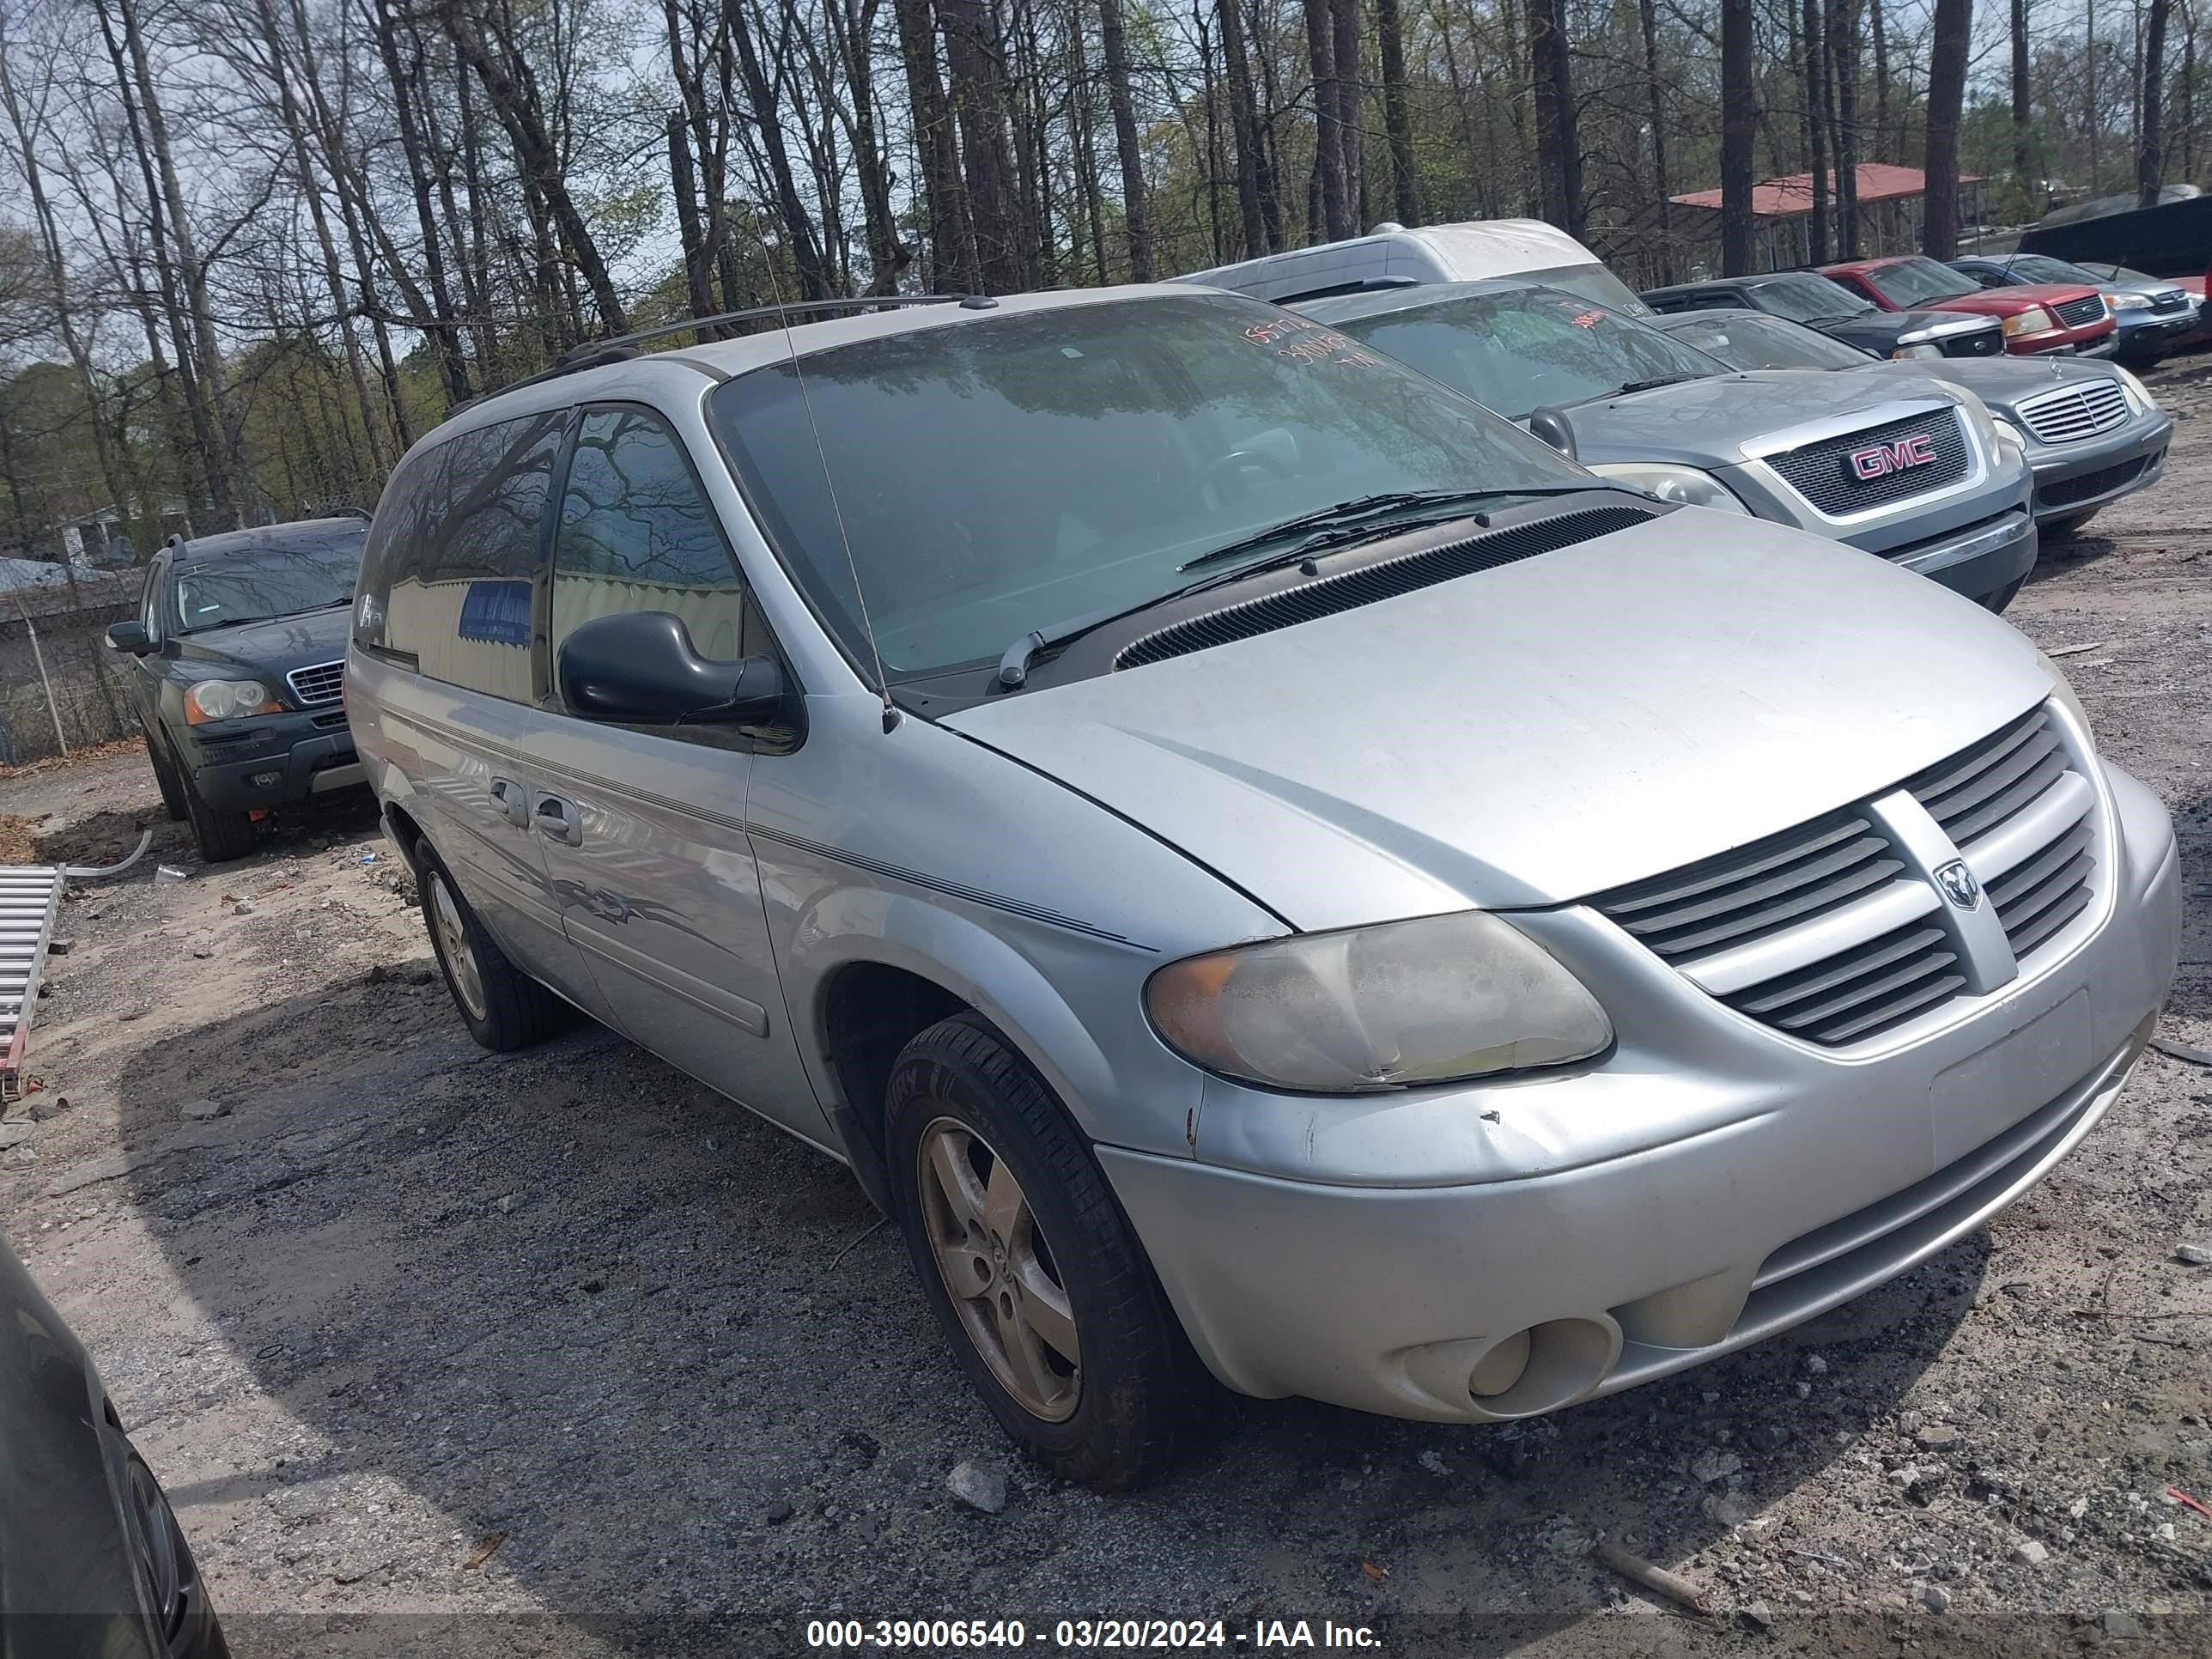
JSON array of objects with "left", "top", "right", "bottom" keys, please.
[
  {"left": 1934, "top": 859, "right": 1983, "bottom": 909},
  {"left": 1848, "top": 434, "right": 1938, "bottom": 479}
]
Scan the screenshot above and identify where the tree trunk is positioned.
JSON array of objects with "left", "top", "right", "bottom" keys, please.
[
  {"left": 1923, "top": 0, "right": 1971, "bottom": 257},
  {"left": 2012, "top": 0, "right": 2035, "bottom": 211},
  {"left": 1829, "top": 0, "right": 1861, "bottom": 256},
  {"left": 1638, "top": 0, "right": 1674, "bottom": 276},
  {"left": 370, "top": 0, "right": 470, "bottom": 406},
  {"left": 1528, "top": 0, "right": 1582, "bottom": 234},
  {"left": 1869, "top": 0, "right": 1890, "bottom": 156},
  {"left": 890, "top": 0, "right": 979, "bottom": 289},
  {"left": 725, "top": 0, "right": 835, "bottom": 300},
  {"left": 1332, "top": 0, "right": 1363, "bottom": 227},
  {"left": 2142, "top": 0, "right": 2172, "bottom": 203},
  {"left": 437, "top": 0, "right": 629, "bottom": 334},
  {"left": 1377, "top": 0, "right": 1419, "bottom": 223},
  {"left": 1803, "top": 0, "right": 1830, "bottom": 263},
  {"left": 1303, "top": 0, "right": 1352, "bottom": 238},
  {"left": 1720, "top": 0, "right": 1756, "bottom": 272},
  {"left": 1219, "top": 0, "right": 1270, "bottom": 252},
  {"left": 938, "top": 0, "right": 1030, "bottom": 288},
  {"left": 1099, "top": 0, "right": 1153, "bottom": 277}
]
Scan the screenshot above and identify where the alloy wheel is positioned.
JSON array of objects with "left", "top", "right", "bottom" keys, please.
[
  {"left": 428, "top": 872, "right": 489, "bottom": 1022},
  {"left": 916, "top": 1117, "right": 1081, "bottom": 1421}
]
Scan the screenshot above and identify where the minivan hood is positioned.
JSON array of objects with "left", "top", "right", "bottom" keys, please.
[
  {"left": 1543, "top": 366, "right": 1965, "bottom": 468},
  {"left": 945, "top": 512, "right": 2053, "bottom": 932}
]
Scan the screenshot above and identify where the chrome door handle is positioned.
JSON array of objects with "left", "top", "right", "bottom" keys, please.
[
  {"left": 533, "top": 793, "right": 582, "bottom": 846},
  {"left": 489, "top": 778, "right": 530, "bottom": 828}
]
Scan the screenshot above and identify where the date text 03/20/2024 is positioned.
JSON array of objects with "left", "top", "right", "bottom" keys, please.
[{"left": 804, "top": 1619, "right": 1382, "bottom": 1649}]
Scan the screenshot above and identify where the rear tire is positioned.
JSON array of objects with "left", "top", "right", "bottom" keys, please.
[
  {"left": 146, "top": 732, "right": 187, "bottom": 822},
  {"left": 886, "top": 1011, "right": 1212, "bottom": 1491},
  {"left": 415, "top": 842, "right": 574, "bottom": 1051},
  {"left": 182, "top": 775, "right": 256, "bottom": 862}
]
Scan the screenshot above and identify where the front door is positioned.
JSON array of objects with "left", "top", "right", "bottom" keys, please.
[{"left": 517, "top": 405, "right": 828, "bottom": 1144}]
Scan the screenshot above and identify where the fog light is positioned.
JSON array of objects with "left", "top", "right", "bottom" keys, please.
[
  {"left": 252, "top": 770, "right": 283, "bottom": 787},
  {"left": 1468, "top": 1329, "right": 1531, "bottom": 1397}
]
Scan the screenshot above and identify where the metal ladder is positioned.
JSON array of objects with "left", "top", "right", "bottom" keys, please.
[{"left": 0, "top": 830, "right": 153, "bottom": 1101}]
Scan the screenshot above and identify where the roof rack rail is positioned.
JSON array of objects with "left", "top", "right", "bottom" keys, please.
[{"left": 465, "top": 293, "right": 1000, "bottom": 410}]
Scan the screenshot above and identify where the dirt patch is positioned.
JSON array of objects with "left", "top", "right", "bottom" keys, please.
[
  {"left": 0, "top": 735, "right": 145, "bottom": 785},
  {"left": 0, "top": 814, "right": 38, "bottom": 865}
]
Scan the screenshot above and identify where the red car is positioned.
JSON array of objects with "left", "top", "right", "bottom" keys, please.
[{"left": 1821, "top": 255, "right": 2118, "bottom": 356}]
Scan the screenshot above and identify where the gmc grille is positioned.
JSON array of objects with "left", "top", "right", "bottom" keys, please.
[
  {"left": 1765, "top": 408, "right": 1972, "bottom": 517},
  {"left": 1592, "top": 706, "right": 2099, "bottom": 1047}
]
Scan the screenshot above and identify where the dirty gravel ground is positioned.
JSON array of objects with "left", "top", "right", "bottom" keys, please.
[{"left": 8, "top": 381, "right": 2212, "bottom": 1659}]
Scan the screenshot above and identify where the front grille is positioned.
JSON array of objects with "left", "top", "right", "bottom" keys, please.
[
  {"left": 1592, "top": 705, "right": 2100, "bottom": 1046},
  {"left": 1765, "top": 408, "right": 1971, "bottom": 517},
  {"left": 1939, "top": 329, "right": 2005, "bottom": 358},
  {"left": 2015, "top": 380, "right": 2130, "bottom": 445},
  {"left": 2052, "top": 294, "right": 2108, "bottom": 328},
  {"left": 2151, "top": 291, "right": 2191, "bottom": 313},
  {"left": 2039, "top": 453, "right": 2154, "bottom": 509},
  {"left": 287, "top": 660, "right": 344, "bottom": 706}
]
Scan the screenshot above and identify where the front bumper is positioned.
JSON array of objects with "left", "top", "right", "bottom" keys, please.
[
  {"left": 1876, "top": 507, "right": 2037, "bottom": 605},
  {"left": 1104, "top": 762, "right": 2179, "bottom": 1423},
  {"left": 2028, "top": 411, "right": 2172, "bottom": 523},
  {"left": 185, "top": 709, "right": 364, "bottom": 810},
  {"left": 2112, "top": 310, "right": 2198, "bottom": 357}
]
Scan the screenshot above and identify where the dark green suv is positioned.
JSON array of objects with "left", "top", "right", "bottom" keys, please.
[{"left": 105, "top": 517, "right": 367, "bottom": 861}]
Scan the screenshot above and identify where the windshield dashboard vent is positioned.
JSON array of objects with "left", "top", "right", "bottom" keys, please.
[{"left": 1113, "top": 504, "right": 1656, "bottom": 672}]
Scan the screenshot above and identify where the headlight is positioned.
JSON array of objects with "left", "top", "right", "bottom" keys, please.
[
  {"left": 1990, "top": 416, "right": 2028, "bottom": 456},
  {"left": 2113, "top": 365, "right": 2158, "bottom": 415},
  {"left": 184, "top": 678, "right": 283, "bottom": 723},
  {"left": 2032, "top": 647, "right": 2093, "bottom": 738},
  {"left": 1583, "top": 462, "right": 1751, "bottom": 514},
  {"left": 2107, "top": 290, "right": 2152, "bottom": 311},
  {"left": 1891, "top": 342, "right": 1945, "bottom": 360},
  {"left": 2001, "top": 307, "right": 2057, "bottom": 337},
  {"left": 1145, "top": 911, "right": 1613, "bottom": 1094}
]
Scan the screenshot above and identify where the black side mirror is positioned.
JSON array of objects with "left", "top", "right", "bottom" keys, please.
[
  {"left": 106, "top": 621, "right": 154, "bottom": 656},
  {"left": 557, "top": 611, "right": 786, "bottom": 725}
]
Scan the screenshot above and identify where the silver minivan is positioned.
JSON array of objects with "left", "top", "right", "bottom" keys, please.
[{"left": 349, "top": 286, "right": 2181, "bottom": 1489}]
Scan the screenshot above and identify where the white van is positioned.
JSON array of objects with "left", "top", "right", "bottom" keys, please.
[{"left": 1179, "top": 218, "right": 1652, "bottom": 314}]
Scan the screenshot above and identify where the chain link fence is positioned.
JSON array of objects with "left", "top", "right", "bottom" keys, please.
[{"left": 0, "top": 579, "right": 144, "bottom": 766}]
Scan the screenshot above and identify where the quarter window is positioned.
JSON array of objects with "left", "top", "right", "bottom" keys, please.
[
  {"left": 356, "top": 410, "right": 565, "bottom": 702},
  {"left": 550, "top": 409, "right": 759, "bottom": 672}
]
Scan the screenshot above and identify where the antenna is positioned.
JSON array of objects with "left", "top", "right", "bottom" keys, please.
[{"left": 749, "top": 258, "right": 919, "bottom": 734}]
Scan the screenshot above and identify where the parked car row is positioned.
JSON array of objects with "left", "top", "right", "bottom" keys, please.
[{"left": 71, "top": 218, "right": 2180, "bottom": 1508}]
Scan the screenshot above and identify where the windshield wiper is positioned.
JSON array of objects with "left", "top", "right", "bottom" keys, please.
[
  {"left": 994, "top": 487, "right": 1594, "bottom": 688},
  {"left": 1176, "top": 489, "right": 1560, "bottom": 573},
  {"left": 1614, "top": 374, "right": 1705, "bottom": 394}
]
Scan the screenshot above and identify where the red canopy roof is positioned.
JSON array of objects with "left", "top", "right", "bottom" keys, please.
[{"left": 1670, "top": 163, "right": 1984, "bottom": 219}]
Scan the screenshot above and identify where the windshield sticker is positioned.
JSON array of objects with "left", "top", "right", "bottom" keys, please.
[
  {"left": 1571, "top": 310, "right": 1605, "bottom": 328},
  {"left": 1242, "top": 314, "right": 1381, "bottom": 367}
]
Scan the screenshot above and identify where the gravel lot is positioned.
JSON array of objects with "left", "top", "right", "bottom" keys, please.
[{"left": 6, "top": 368, "right": 2212, "bottom": 1659}]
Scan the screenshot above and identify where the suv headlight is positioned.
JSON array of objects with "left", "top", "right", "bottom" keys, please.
[
  {"left": 2107, "top": 289, "right": 2152, "bottom": 311},
  {"left": 1990, "top": 416, "right": 2028, "bottom": 457},
  {"left": 1584, "top": 462, "right": 1750, "bottom": 514},
  {"left": 2002, "top": 307, "right": 2057, "bottom": 337},
  {"left": 1891, "top": 341, "right": 1946, "bottom": 360},
  {"left": 2114, "top": 365, "right": 2158, "bottom": 415},
  {"left": 184, "top": 678, "right": 283, "bottom": 723},
  {"left": 1146, "top": 911, "right": 1612, "bottom": 1094}
]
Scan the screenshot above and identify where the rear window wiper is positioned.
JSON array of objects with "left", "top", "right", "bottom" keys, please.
[{"left": 995, "top": 486, "right": 1596, "bottom": 688}]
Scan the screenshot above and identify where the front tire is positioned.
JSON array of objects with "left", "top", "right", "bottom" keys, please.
[
  {"left": 146, "top": 732, "right": 187, "bottom": 822},
  {"left": 2045, "top": 507, "right": 2100, "bottom": 539},
  {"left": 181, "top": 776, "right": 256, "bottom": 862},
  {"left": 416, "top": 844, "right": 573, "bottom": 1051},
  {"left": 886, "top": 1012, "right": 1209, "bottom": 1490}
]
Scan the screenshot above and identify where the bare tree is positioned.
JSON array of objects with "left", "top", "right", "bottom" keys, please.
[
  {"left": 1720, "top": 0, "right": 1755, "bottom": 271},
  {"left": 1923, "top": 0, "right": 1971, "bottom": 258}
]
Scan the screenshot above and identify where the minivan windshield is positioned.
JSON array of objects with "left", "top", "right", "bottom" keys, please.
[
  {"left": 1315, "top": 288, "right": 1729, "bottom": 422},
  {"left": 710, "top": 293, "right": 1591, "bottom": 681},
  {"left": 1987, "top": 253, "right": 2100, "bottom": 286},
  {"left": 171, "top": 544, "right": 361, "bottom": 635},
  {"left": 1747, "top": 273, "right": 1875, "bottom": 323},
  {"left": 1661, "top": 313, "right": 1873, "bottom": 371},
  {"left": 1864, "top": 258, "right": 1984, "bottom": 307}
]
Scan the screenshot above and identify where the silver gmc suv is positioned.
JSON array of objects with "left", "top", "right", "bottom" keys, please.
[
  {"left": 1290, "top": 281, "right": 2040, "bottom": 610},
  {"left": 347, "top": 285, "right": 2180, "bottom": 1490}
]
